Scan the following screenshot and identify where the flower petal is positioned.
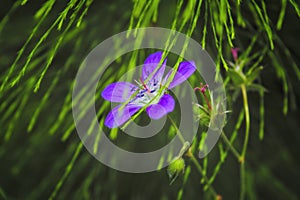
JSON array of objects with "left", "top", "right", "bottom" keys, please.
[
  {"left": 104, "top": 104, "right": 142, "bottom": 128},
  {"left": 163, "top": 61, "right": 196, "bottom": 89},
  {"left": 101, "top": 82, "right": 137, "bottom": 102},
  {"left": 146, "top": 94, "right": 175, "bottom": 120},
  {"left": 142, "top": 51, "right": 166, "bottom": 84}
]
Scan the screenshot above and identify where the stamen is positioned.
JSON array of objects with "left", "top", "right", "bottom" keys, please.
[
  {"left": 153, "top": 79, "right": 158, "bottom": 86},
  {"left": 139, "top": 77, "right": 150, "bottom": 93},
  {"left": 134, "top": 80, "right": 143, "bottom": 89}
]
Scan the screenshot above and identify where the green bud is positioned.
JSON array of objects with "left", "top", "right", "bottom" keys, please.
[{"left": 167, "top": 157, "right": 185, "bottom": 184}]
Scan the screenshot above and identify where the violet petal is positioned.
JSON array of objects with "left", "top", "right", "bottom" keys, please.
[
  {"left": 104, "top": 104, "right": 142, "bottom": 128},
  {"left": 142, "top": 51, "right": 166, "bottom": 84},
  {"left": 101, "top": 82, "right": 137, "bottom": 102},
  {"left": 163, "top": 61, "right": 196, "bottom": 89},
  {"left": 146, "top": 94, "right": 175, "bottom": 120}
]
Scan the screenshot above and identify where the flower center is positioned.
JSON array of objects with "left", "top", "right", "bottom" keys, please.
[{"left": 130, "top": 78, "right": 163, "bottom": 106}]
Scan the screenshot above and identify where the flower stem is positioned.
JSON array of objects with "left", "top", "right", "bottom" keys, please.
[
  {"left": 220, "top": 131, "right": 241, "bottom": 160},
  {"left": 203, "top": 92, "right": 212, "bottom": 110},
  {"left": 239, "top": 84, "right": 250, "bottom": 200},
  {"left": 190, "top": 155, "right": 218, "bottom": 198},
  {"left": 240, "top": 162, "right": 246, "bottom": 200},
  {"left": 167, "top": 115, "right": 185, "bottom": 144},
  {"left": 167, "top": 115, "right": 219, "bottom": 199},
  {"left": 240, "top": 84, "right": 250, "bottom": 160}
]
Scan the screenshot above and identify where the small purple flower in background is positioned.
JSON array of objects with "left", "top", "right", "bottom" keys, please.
[
  {"left": 231, "top": 47, "right": 239, "bottom": 62},
  {"left": 101, "top": 51, "right": 196, "bottom": 128}
]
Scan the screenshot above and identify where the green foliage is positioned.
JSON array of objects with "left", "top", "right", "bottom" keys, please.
[{"left": 0, "top": 0, "right": 300, "bottom": 199}]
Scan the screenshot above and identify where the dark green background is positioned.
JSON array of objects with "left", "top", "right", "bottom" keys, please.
[{"left": 0, "top": 0, "right": 299, "bottom": 199}]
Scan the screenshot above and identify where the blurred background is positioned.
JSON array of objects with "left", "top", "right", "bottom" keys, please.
[{"left": 0, "top": 0, "right": 299, "bottom": 199}]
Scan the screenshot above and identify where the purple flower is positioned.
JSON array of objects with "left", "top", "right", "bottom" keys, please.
[{"left": 101, "top": 52, "right": 196, "bottom": 128}]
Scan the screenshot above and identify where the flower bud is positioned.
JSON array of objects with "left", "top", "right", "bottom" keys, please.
[{"left": 167, "top": 157, "right": 185, "bottom": 184}]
